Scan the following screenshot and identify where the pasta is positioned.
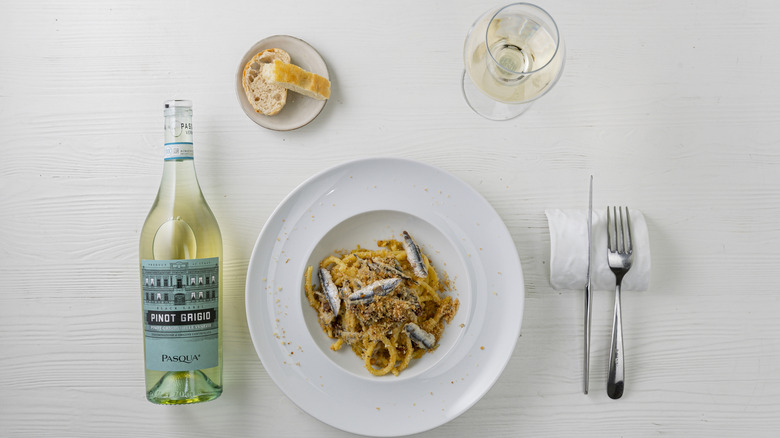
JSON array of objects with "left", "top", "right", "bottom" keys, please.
[{"left": 304, "top": 232, "right": 459, "bottom": 376}]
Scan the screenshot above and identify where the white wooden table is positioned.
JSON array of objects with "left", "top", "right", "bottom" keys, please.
[{"left": 3, "top": 0, "right": 780, "bottom": 436}]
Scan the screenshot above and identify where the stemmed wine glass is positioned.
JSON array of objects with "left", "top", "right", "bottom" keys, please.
[{"left": 462, "top": 3, "right": 565, "bottom": 120}]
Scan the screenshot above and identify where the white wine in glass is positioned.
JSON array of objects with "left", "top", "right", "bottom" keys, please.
[{"left": 462, "top": 3, "right": 564, "bottom": 120}]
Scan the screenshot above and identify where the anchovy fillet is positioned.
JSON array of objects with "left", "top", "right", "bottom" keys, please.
[
  {"left": 404, "top": 322, "right": 435, "bottom": 349},
  {"left": 367, "top": 258, "right": 413, "bottom": 281},
  {"left": 401, "top": 231, "right": 428, "bottom": 279},
  {"left": 318, "top": 268, "right": 341, "bottom": 316},
  {"left": 347, "top": 277, "right": 401, "bottom": 304}
]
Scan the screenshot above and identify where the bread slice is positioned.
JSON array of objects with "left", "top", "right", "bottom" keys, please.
[
  {"left": 262, "top": 59, "right": 331, "bottom": 100},
  {"left": 242, "top": 49, "right": 292, "bottom": 115}
]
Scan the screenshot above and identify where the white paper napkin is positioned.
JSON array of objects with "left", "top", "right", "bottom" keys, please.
[{"left": 545, "top": 209, "right": 651, "bottom": 291}]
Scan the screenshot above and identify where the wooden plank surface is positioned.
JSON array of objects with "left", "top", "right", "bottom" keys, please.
[{"left": 2, "top": 0, "right": 780, "bottom": 436}]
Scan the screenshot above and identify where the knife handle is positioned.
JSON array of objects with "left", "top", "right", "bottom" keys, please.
[{"left": 583, "top": 284, "right": 592, "bottom": 394}]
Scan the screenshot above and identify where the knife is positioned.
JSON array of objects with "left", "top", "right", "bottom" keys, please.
[{"left": 584, "top": 175, "right": 593, "bottom": 394}]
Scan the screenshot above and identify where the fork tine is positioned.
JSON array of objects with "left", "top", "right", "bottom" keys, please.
[
  {"left": 624, "top": 207, "right": 632, "bottom": 254},
  {"left": 607, "top": 206, "right": 614, "bottom": 251},
  {"left": 617, "top": 207, "right": 625, "bottom": 253},
  {"left": 612, "top": 205, "right": 623, "bottom": 252}
]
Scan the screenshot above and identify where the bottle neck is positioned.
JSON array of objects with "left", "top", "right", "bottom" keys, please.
[
  {"left": 158, "top": 104, "right": 201, "bottom": 198},
  {"left": 157, "top": 159, "right": 201, "bottom": 206},
  {"left": 163, "top": 106, "right": 195, "bottom": 161}
]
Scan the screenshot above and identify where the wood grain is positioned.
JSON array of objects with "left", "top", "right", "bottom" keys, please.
[{"left": 3, "top": 0, "right": 780, "bottom": 436}]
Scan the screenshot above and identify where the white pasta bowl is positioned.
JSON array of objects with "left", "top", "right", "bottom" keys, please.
[{"left": 245, "top": 157, "right": 524, "bottom": 436}]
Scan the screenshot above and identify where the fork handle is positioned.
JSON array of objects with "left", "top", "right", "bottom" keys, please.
[{"left": 607, "top": 281, "right": 625, "bottom": 399}]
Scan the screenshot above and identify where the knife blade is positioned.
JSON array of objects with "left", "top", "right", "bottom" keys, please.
[{"left": 584, "top": 175, "right": 593, "bottom": 394}]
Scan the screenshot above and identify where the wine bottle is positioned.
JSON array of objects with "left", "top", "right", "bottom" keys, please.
[{"left": 139, "top": 100, "right": 223, "bottom": 404}]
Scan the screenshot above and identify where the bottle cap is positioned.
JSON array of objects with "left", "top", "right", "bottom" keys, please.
[{"left": 164, "top": 100, "right": 192, "bottom": 109}]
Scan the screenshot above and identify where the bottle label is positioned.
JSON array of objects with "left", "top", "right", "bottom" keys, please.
[
  {"left": 141, "top": 257, "right": 219, "bottom": 371},
  {"left": 163, "top": 119, "right": 194, "bottom": 160},
  {"left": 163, "top": 142, "right": 194, "bottom": 160}
]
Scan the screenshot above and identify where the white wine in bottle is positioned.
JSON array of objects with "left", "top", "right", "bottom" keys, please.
[{"left": 139, "top": 100, "right": 223, "bottom": 404}]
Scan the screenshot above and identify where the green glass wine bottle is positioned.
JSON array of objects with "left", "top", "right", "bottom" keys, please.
[{"left": 139, "top": 100, "right": 223, "bottom": 404}]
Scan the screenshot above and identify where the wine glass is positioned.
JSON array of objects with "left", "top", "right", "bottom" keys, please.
[{"left": 462, "top": 3, "right": 565, "bottom": 120}]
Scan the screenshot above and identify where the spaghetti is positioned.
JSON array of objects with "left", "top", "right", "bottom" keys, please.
[{"left": 304, "top": 232, "right": 459, "bottom": 376}]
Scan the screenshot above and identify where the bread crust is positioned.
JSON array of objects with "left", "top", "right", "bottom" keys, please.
[
  {"left": 242, "top": 49, "right": 292, "bottom": 115},
  {"left": 262, "top": 60, "right": 331, "bottom": 101}
]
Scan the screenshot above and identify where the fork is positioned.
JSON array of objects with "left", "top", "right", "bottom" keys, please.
[{"left": 606, "top": 206, "right": 633, "bottom": 400}]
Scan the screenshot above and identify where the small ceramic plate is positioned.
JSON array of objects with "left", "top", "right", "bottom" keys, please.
[{"left": 236, "top": 35, "right": 329, "bottom": 131}]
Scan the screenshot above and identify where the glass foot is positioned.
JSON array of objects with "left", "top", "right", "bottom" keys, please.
[{"left": 461, "top": 70, "right": 533, "bottom": 121}]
